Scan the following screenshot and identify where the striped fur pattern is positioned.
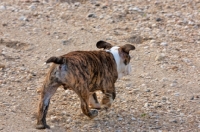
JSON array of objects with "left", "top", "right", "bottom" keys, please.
[{"left": 36, "top": 41, "right": 135, "bottom": 129}]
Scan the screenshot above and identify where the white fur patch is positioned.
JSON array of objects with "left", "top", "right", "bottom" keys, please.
[{"left": 106, "top": 46, "right": 132, "bottom": 78}]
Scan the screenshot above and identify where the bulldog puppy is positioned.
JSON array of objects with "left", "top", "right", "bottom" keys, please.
[{"left": 36, "top": 40, "right": 135, "bottom": 129}]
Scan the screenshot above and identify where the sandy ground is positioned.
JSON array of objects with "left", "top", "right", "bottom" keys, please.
[{"left": 0, "top": 0, "right": 200, "bottom": 131}]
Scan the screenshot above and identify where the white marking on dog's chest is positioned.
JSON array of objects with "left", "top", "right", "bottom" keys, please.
[{"left": 106, "top": 46, "right": 121, "bottom": 73}]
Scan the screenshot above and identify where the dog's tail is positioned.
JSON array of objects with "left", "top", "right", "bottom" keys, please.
[{"left": 46, "top": 56, "right": 66, "bottom": 64}]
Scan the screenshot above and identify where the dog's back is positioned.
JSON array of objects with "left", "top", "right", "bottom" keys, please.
[{"left": 47, "top": 50, "right": 118, "bottom": 92}]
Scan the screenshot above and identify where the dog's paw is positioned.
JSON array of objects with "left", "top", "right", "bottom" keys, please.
[
  {"left": 89, "top": 109, "right": 98, "bottom": 119},
  {"left": 35, "top": 123, "right": 50, "bottom": 129}
]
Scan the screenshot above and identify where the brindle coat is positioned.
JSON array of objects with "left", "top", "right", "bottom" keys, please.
[{"left": 36, "top": 41, "right": 135, "bottom": 129}]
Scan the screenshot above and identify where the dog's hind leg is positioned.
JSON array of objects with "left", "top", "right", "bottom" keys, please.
[
  {"left": 101, "top": 86, "right": 116, "bottom": 110},
  {"left": 77, "top": 89, "right": 98, "bottom": 119},
  {"left": 36, "top": 65, "right": 62, "bottom": 129},
  {"left": 36, "top": 82, "right": 61, "bottom": 129}
]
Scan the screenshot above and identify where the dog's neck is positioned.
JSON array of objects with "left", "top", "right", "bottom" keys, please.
[{"left": 106, "top": 46, "right": 131, "bottom": 78}]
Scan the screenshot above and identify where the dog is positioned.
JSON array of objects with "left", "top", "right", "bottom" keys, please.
[{"left": 36, "top": 40, "right": 135, "bottom": 129}]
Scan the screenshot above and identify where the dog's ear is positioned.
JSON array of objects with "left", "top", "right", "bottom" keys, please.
[
  {"left": 121, "top": 44, "right": 135, "bottom": 54},
  {"left": 96, "top": 40, "right": 113, "bottom": 50}
]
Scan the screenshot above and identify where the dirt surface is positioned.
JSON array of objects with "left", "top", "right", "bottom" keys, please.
[{"left": 0, "top": 0, "right": 200, "bottom": 131}]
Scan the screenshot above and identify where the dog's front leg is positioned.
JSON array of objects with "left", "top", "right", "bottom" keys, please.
[
  {"left": 89, "top": 93, "right": 101, "bottom": 109},
  {"left": 101, "top": 87, "right": 116, "bottom": 110},
  {"left": 78, "top": 90, "right": 98, "bottom": 119}
]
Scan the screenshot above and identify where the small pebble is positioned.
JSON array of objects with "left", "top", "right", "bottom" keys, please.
[
  {"left": 131, "top": 117, "right": 136, "bottom": 121},
  {"left": 87, "top": 13, "right": 96, "bottom": 18},
  {"left": 29, "top": 4, "right": 36, "bottom": 10},
  {"left": 162, "top": 97, "right": 167, "bottom": 101},
  {"left": 182, "top": 58, "right": 192, "bottom": 66},
  {"left": 169, "top": 119, "right": 178, "bottom": 123},
  {"left": 170, "top": 80, "right": 178, "bottom": 87},
  {"left": 129, "top": 7, "right": 142, "bottom": 12},
  {"left": 156, "top": 18, "right": 162, "bottom": 22},
  {"left": 74, "top": 2, "right": 80, "bottom": 7},
  {"left": 0, "top": 5, "right": 6, "bottom": 10},
  {"left": 95, "top": 3, "right": 100, "bottom": 6},
  {"left": 160, "top": 42, "right": 168, "bottom": 46},
  {"left": 144, "top": 103, "right": 149, "bottom": 108},
  {"left": 118, "top": 117, "right": 123, "bottom": 121},
  {"left": 19, "top": 16, "right": 28, "bottom": 21},
  {"left": 56, "top": 48, "right": 61, "bottom": 51},
  {"left": 2, "top": 22, "right": 7, "bottom": 26},
  {"left": 155, "top": 54, "right": 165, "bottom": 61},
  {"left": 145, "top": 89, "right": 151, "bottom": 92},
  {"left": 174, "top": 93, "right": 180, "bottom": 96}
]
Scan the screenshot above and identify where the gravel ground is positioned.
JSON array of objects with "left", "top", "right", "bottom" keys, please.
[{"left": 0, "top": 0, "right": 200, "bottom": 131}]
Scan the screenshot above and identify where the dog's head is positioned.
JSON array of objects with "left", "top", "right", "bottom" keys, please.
[{"left": 96, "top": 40, "right": 135, "bottom": 78}]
